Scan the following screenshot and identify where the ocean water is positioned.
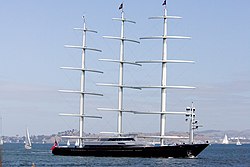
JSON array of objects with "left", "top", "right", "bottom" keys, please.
[{"left": 2, "top": 143, "right": 250, "bottom": 167}]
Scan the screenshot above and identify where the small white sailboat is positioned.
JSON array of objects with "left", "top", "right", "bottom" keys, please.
[
  {"left": 74, "top": 139, "right": 79, "bottom": 147},
  {"left": 24, "top": 128, "right": 32, "bottom": 149},
  {"left": 67, "top": 140, "right": 70, "bottom": 146},
  {"left": 222, "top": 134, "right": 229, "bottom": 144},
  {"left": 236, "top": 138, "right": 242, "bottom": 146}
]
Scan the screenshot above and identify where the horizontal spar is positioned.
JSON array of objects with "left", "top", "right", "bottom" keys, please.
[
  {"left": 112, "top": 18, "right": 136, "bottom": 24},
  {"left": 149, "top": 16, "right": 182, "bottom": 19},
  {"left": 136, "top": 60, "right": 194, "bottom": 64},
  {"left": 73, "top": 28, "right": 98, "bottom": 33},
  {"left": 59, "top": 113, "right": 102, "bottom": 119},
  {"left": 99, "top": 59, "right": 141, "bottom": 66},
  {"left": 97, "top": 108, "right": 120, "bottom": 112},
  {"left": 132, "top": 111, "right": 189, "bottom": 115},
  {"left": 140, "top": 36, "right": 191, "bottom": 40},
  {"left": 96, "top": 83, "right": 141, "bottom": 90},
  {"left": 58, "top": 90, "right": 103, "bottom": 96},
  {"left": 137, "top": 86, "right": 196, "bottom": 89},
  {"left": 103, "top": 36, "right": 140, "bottom": 44},
  {"left": 64, "top": 45, "right": 102, "bottom": 52},
  {"left": 60, "top": 67, "right": 103, "bottom": 74},
  {"left": 97, "top": 108, "right": 137, "bottom": 113},
  {"left": 96, "top": 108, "right": 189, "bottom": 116}
]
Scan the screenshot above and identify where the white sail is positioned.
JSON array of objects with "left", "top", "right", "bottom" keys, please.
[
  {"left": 75, "top": 139, "right": 79, "bottom": 147},
  {"left": 222, "top": 134, "right": 229, "bottom": 144},
  {"left": 67, "top": 140, "right": 70, "bottom": 146},
  {"left": 25, "top": 128, "right": 32, "bottom": 149},
  {"left": 236, "top": 138, "right": 242, "bottom": 146}
]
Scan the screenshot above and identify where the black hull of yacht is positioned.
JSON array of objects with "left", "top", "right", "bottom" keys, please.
[{"left": 52, "top": 143, "right": 209, "bottom": 158}]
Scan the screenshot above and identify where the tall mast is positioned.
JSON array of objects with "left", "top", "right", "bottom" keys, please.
[
  {"left": 160, "top": 8, "right": 168, "bottom": 146},
  {"left": 79, "top": 18, "right": 87, "bottom": 146},
  {"left": 59, "top": 17, "right": 103, "bottom": 147},
  {"left": 137, "top": 3, "right": 194, "bottom": 146},
  {"left": 98, "top": 4, "right": 140, "bottom": 135},
  {"left": 117, "top": 11, "right": 125, "bottom": 134}
]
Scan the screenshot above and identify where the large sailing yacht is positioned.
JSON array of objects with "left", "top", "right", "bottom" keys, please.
[{"left": 52, "top": 2, "right": 209, "bottom": 158}]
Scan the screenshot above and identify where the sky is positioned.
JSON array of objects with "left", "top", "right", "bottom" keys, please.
[{"left": 0, "top": 0, "right": 250, "bottom": 136}]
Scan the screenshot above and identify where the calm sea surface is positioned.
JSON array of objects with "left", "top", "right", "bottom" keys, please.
[{"left": 2, "top": 143, "right": 250, "bottom": 167}]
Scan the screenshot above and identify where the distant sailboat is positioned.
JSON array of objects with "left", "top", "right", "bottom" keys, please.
[
  {"left": 222, "top": 134, "right": 229, "bottom": 144},
  {"left": 236, "top": 138, "right": 242, "bottom": 146},
  {"left": 67, "top": 140, "right": 70, "bottom": 146},
  {"left": 24, "top": 128, "right": 32, "bottom": 149},
  {"left": 74, "top": 139, "right": 79, "bottom": 147}
]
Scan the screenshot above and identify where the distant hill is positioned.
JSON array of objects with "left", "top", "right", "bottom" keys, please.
[
  {"left": 2, "top": 129, "right": 250, "bottom": 144},
  {"left": 198, "top": 129, "right": 250, "bottom": 138},
  {"left": 196, "top": 129, "right": 250, "bottom": 143}
]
